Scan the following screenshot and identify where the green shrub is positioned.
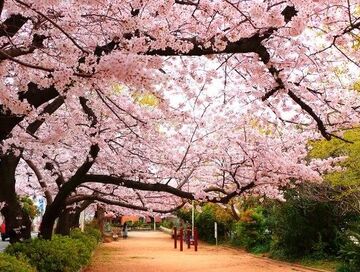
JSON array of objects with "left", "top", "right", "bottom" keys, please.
[
  {"left": 176, "top": 208, "right": 192, "bottom": 224},
  {"left": 70, "top": 228, "right": 98, "bottom": 250},
  {"left": 5, "top": 227, "right": 101, "bottom": 272},
  {"left": 231, "top": 206, "right": 271, "bottom": 253},
  {"left": 176, "top": 203, "right": 233, "bottom": 243},
  {"left": 5, "top": 235, "right": 92, "bottom": 272},
  {"left": 195, "top": 205, "right": 216, "bottom": 243},
  {"left": 337, "top": 227, "right": 360, "bottom": 272},
  {"left": 195, "top": 203, "right": 233, "bottom": 243},
  {"left": 133, "top": 220, "right": 150, "bottom": 228},
  {"left": 0, "top": 253, "right": 35, "bottom": 272},
  {"left": 84, "top": 226, "right": 102, "bottom": 243},
  {"left": 20, "top": 196, "right": 40, "bottom": 220},
  {"left": 269, "top": 189, "right": 345, "bottom": 260},
  {"left": 161, "top": 219, "right": 174, "bottom": 229}
]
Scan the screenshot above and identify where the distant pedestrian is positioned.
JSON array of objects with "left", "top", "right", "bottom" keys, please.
[
  {"left": 123, "top": 222, "right": 128, "bottom": 239},
  {"left": 1, "top": 222, "right": 6, "bottom": 241}
]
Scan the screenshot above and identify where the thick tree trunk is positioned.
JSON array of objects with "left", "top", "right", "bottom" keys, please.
[
  {"left": 0, "top": 154, "right": 32, "bottom": 243},
  {"left": 95, "top": 204, "right": 105, "bottom": 235},
  {"left": 39, "top": 195, "right": 68, "bottom": 240},
  {"left": 39, "top": 177, "right": 85, "bottom": 239},
  {"left": 39, "top": 144, "right": 100, "bottom": 240},
  {"left": 39, "top": 207, "right": 57, "bottom": 239},
  {"left": 55, "top": 208, "right": 81, "bottom": 235},
  {"left": 55, "top": 198, "right": 94, "bottom": 235}
]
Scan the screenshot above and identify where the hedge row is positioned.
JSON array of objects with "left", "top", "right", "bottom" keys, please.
[
  {"left": 177, "top": 192, "right": 360, "bottom": 272},
  {"left": 2, "top": 227, "right": 101, "bottom": 272},
  {"left": 0, "top": 254, "right": 36, "bottom": 272}
]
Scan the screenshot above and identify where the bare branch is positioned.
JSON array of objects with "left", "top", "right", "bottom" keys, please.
[
  {"left": 14, "top": 0, "right": 89, "bottom": 53},
  {"left": 23, "top": 158, "right": 53, "bottom": 204}
]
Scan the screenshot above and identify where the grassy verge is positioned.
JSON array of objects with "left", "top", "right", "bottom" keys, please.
[
  {"left": 221, "top": 242, "right": 341, "bottom": 272},
  {"left": 298, "top": 258, "right": 341, "bottom": 272}
]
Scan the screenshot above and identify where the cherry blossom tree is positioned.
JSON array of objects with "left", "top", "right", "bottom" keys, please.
[
  {"left": 14, "top": 96, "right": 335, "bottom": 239},
  {"left": 0, "top": 0, "right": 360, "bottom": 239}
]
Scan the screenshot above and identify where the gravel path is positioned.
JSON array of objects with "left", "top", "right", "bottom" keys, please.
[{"left": 84, "top": 231, "right": 325, "bottom": 272}]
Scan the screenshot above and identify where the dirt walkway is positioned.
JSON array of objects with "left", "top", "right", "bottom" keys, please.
[{"left": 84, "top": 231, "right": 325, "bottom": 272}]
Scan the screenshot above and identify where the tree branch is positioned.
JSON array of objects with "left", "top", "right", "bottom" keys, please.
[
  {"left": 79, "top": 96, "right": 98, "bottom": 128},
  {"left": 23, "top": 158, "right": 53, "bottom": 204},
  {"left": 26, "top": 96, "right": 65, "bottom": 135},
  {"left": 66, "top": 194, "right": 186, "bottom": 213},
  {"left": 14, "top": 0, "right": 89, "bottom": 53},
  {"left": 288, "top": 90, "right": 330, "bottom": 140},
  {"left": 0, "top": 14, "right": 28, "bottom": 37},
  {"left": 82, "top": 174, "right": 195, "bottom": 200}
]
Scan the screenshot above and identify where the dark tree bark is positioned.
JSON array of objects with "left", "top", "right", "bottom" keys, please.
[
  {"left": 0, "top": 82, "right": 61, "bottom": 241},
  {"left": 39, "top": 144, "right": 100, "bottom": 239},
  {"left": 55, "top": 208, "right": 81, "bottom": 236},
  {"left": 0, "top": 154, "right": 31, "bottom": 243},
  {"left": 95, "top": 204, "right": 105, "bottom": 235},
  {"left": 55, "top": 199, "right": 92, "bottom": 235},
  {"left": 0, "top": 84, "right": 60, "bottom": 241}
]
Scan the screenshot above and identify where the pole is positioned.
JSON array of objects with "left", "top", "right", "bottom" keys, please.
[
  {"left": 174, "top": 227, "right": 177, "bottom": 249},
  {"left": 192, "top": 200, "right": 195, "bottom": 238},
  {"left": 187, "top": 227, "right": 191, "bottom": 249},
  {"left": 153, "top": 214, "right": 156, "bottom": 231},
  {"left": 214, "top": 222, "right": 218, "bottom": 246},
  {"left": 194, "top": 227, "right": 198, "bottom": 252},
  {"left": 179, "top": 228, "right": 183, "bottom": 251},
  {"left": 80, "top": 211, "right": 85, "bottom": 232}
]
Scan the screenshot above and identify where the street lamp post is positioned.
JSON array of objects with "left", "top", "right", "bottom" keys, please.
[{"left": 192, "top": 200, "right": 195, "bottom": 237}]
